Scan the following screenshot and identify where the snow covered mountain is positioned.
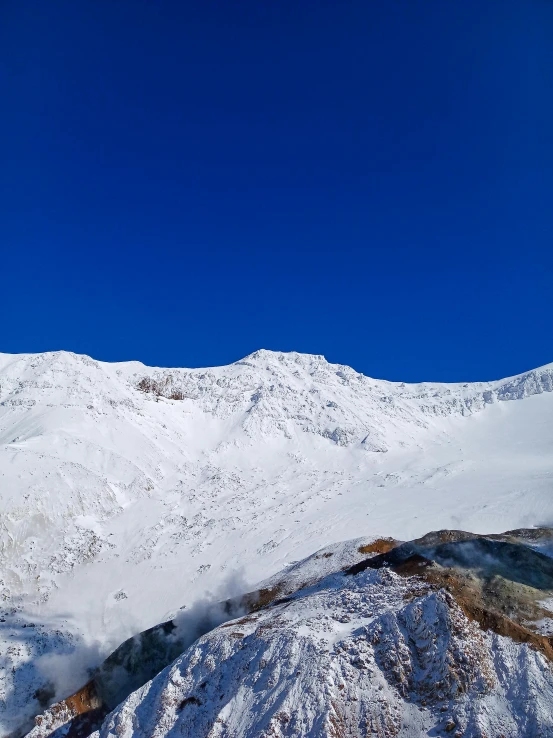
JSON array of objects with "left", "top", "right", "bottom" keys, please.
[{"left": 1, "top": 349, "right": 552, "bottom": 736}]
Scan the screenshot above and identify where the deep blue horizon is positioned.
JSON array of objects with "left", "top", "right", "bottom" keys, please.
[{"left": 1, "top": 1, "right": 552, "bottom": 382}]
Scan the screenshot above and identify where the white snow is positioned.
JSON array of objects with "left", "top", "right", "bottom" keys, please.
[
  {"left": 1, "top": 348, "right": 552, "bottom": 734},
  {"left": 80, "top": 567, "right": 553, "bottom": 738}
]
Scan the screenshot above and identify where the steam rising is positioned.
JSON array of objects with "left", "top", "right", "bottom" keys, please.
[
  {"left": 32, "top": 568, "right": 254, "bottom": 718},
  {"left": 173, "top": 567, "right": 252, "bottom": 648}
]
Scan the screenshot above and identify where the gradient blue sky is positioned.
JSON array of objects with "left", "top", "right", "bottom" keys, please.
[{"left": 1, "top": 0, "right": 552, "bottom": 381}]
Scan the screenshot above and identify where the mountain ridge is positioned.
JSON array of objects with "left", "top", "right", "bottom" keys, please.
[{"left": 2, "top": 345, "right": 552, "bottom": 385}]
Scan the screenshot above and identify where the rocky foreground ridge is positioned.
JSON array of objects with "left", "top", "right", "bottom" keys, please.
[{"left": 27, "top": 528, "right": 553, "bottom": 738}]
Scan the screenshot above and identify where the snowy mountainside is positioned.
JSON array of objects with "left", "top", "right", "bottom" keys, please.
[{"left": 1, "top": 349, "right": 553, "bottom": 735}]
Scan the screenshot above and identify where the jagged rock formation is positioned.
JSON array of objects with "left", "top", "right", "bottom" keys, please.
[{"left": 27, "top": 529, "right": 553, "bottom": 738}]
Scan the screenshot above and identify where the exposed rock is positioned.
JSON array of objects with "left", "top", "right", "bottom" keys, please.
[{"left": 27, "top": 529, "right": 553, "bottom": 738}]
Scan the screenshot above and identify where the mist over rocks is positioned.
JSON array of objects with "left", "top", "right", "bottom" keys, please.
[{"left": 29, "top": 528, "right": 553, "bottom": 738}]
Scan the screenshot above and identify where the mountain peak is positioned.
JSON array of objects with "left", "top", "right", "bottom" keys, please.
[{"left": 237, "top": 348, "right": 329, "bottom": 367}]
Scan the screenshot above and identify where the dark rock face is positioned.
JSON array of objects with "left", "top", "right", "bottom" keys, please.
[
  {"left": 349, "top": 532, "right": 553, "bottom": 588},
  {"left": 347, "top": 528, "right": 553, "bottom": 661}
]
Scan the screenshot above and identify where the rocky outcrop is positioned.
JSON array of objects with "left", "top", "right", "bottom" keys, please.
[{"left": 27, "top": 529, "right": 553, "bottom": 738}]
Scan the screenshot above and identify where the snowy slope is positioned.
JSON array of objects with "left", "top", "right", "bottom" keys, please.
[{"left": 1, "top": 349, "right": 552, "bottom": 734}]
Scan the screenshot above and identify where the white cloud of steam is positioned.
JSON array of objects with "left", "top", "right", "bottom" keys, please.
[
  {"left": 34, "top": 638, "right": 103, "bottom": 706},
  {"left": 29, "top": 568, "right": 254, "bottom": 720},
  {"left": 172, "top": 567, "right": 252, "bottom": 649}
]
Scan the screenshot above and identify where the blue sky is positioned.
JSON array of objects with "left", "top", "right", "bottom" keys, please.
[{"left": 1, "top": 0, "right": 552, "bottom": 381}]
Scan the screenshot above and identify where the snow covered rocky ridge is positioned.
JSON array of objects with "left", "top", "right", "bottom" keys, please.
[
  {"left": 92, "top": 574, "right": 551, "bottom": 738},
  {"left": 0, "top": 349, "right": 552, "bottom": 735},
  {"left": 28, "top": 529, "right": 553, "bottom": 738}
]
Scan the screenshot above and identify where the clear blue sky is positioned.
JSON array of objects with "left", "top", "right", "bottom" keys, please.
[{"left": 1, "top": 1, "right": 552, "bottom": 381}]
